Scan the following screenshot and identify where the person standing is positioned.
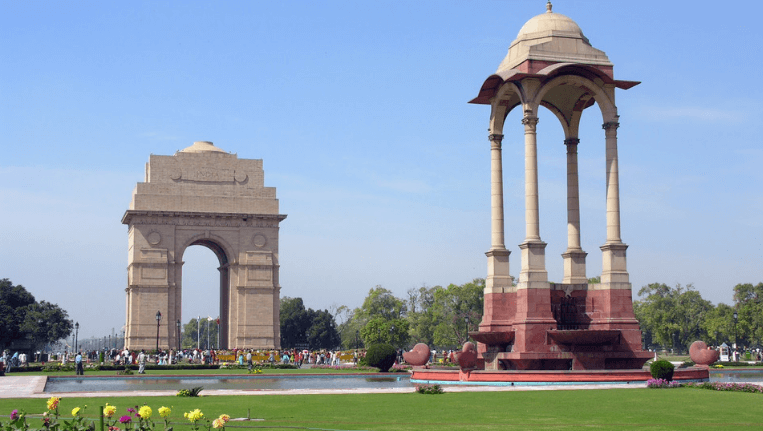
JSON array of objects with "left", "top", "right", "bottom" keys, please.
[
  {"left": 138, "top": 349, "right": 146, "bottom": 374},
  {"left": 75, "top": 351, "right": 84, "bottom": 375},
  {"left": 246, "top": 350, "right": 253, "bottom": 371}
]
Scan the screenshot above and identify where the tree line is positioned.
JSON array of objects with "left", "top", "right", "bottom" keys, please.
[
  {"left": 0, "top": 278, "right": 73, "bottom": 351},
  {"left": 635, "top": 282, "right": 763, "bottom": 352},
  {"left": 280, "top": 278, "right": 484, "bottom": 350}
]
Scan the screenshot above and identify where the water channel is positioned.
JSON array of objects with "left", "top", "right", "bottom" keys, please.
[{"left": 43, "top": 369, "right": 763, "bottom": 393}]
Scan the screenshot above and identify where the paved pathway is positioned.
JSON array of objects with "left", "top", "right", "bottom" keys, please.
[{"left": 0, "top": 375, "right": 655, "bottom": 399}]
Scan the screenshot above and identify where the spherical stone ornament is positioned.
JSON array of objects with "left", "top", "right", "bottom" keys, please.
[
  {"left": 689, "top": 340, "right": 720, "bottom": 366},
  {"left": 234, "top": 170, "right": 248, "bottom": 183},
  {"left": 147, "top": 231, "right": 161, "bottom": 245},
  {"left": 252, "top": 234, "right": 267, "bottom": 248},
  {"left": 402, "top": 343, "right": 430, "bottom": 366}
]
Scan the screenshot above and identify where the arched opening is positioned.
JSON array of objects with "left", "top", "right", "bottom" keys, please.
[{"left": 180, "top": 240, "right": 229, "bottom": 350}]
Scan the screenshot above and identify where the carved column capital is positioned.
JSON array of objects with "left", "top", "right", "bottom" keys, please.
[
  {"left": 522, "top": 116, "right": 539, "bottom": 130},
  {"left": 602, "top": 121, "right": 620, "bottom": 131},
  {"left": 564, "top": 138, "right": 580, "bottom": 154},
  {"left": 489, "top": 133, "right": 504, "bottom": 149}
]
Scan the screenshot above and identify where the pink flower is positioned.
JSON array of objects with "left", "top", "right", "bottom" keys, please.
[
  {"left": 10, "top": 410, "right": 19, "bottom": 420},
  {"left": 119, "top": 416, "right": 132, "bottom": 424}
]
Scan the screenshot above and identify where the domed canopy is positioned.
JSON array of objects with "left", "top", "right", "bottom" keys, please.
[
  {"left": 179, "top": 141, "right": 227, "bottom": 154},
  {"left": 517, "top": 4, "right": 584, "bottom": 39},
  {"left": 495, "top": 1, "right": 612, "bottom": 74}
]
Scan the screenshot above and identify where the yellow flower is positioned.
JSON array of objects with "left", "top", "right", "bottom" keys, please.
[
  {"left": 212, "top": 418, "right": 225, "bottom": 429},
  {"left": 103, "top": 404, "right": 117, "bottom": 417},
  {"left": 47, "top": 397, "right": 60, "bottom": 410},
  {"left": 218, "top": 414, "right": 230, "bottom": 423},
  {"left": 185, "top": 409, "right": 204, "bottom": 422},
  {"left": 72, "top": 407, "right": 81, "bottom": 417},
  {"left": 139, "top": 406, "right": 152, "bottom": 419},
  {"left": 158, "top": 407, "right": 171, "bottom": 418}
]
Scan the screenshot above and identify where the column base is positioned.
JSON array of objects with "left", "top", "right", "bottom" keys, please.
[
  {"left": 485, "top": 248, "right": 512, "bottom": 293},
  {"left": 562, "top": 248, "right": 588, "bottom": 284}
]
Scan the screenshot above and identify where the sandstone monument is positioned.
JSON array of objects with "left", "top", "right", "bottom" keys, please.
[
  {"left": 122, "top": 141, "right": 286, "bottom": 350},
  {"left": 469, "top": 2, "right": 652, "bottom": 370}
]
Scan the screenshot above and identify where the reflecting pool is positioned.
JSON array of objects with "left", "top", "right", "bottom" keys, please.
[{"left": 44, "top": 374, "right": 411, "bottom": 392}]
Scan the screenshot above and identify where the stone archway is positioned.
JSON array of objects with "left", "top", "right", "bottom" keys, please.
[{"left": 122, "top": 141, "right": 286, "bottom": 351}]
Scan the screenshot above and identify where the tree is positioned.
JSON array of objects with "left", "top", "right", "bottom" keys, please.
[
  {"left": 280, "top": 298, "right": 341, "bottom": 350},
  {"left": 733, "top": 282, "right": 763, "bottom": 347},
  {"left": 0, "top": 279, "right": 36, "bottom": 349},
  {"left": 306, "top": 309, "right": 341, "bottom": 350},
  {"left": 406, "top": 286, "right": 437, "bottom": 345},
  {"left": 429, "top": 279, "right": 484, "bottom": 348},
  {"left": 360, "top": 317, "right": 409, "bottom": 347},
  {"left": 0, "top": 278, "right": 72, "bottom": 351},
  {"left": 20, "top": 300, "right": 73, "bottom": 351},
  {"left": 634, "top": 283, "right": 712, "bottom": 352},
  {"left": 280, "top": 297, "right": 311, "bottom": 348},
  {"left": 181, "top": 317, "right": 219, "bottom": 349},
  {"left": 348, "top": 286, "right": 408, "bottom": 348}
]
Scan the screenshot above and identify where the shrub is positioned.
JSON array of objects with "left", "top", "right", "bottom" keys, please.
[
  {"left": 416, "top": 384, "right": 444, "bottom": 394},
  {"left": 365, "top": 344, "right": 396, "bottom": 372},
  {"left": 650, "top": 359, "right": 675, "bottom": 381},
  {"left": 177, "top": 386, "right": 204, "bottom": 397}
]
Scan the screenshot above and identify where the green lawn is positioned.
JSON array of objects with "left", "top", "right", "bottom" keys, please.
[{"left": 2, "top": 389, "right": 762, "bottom": 430}]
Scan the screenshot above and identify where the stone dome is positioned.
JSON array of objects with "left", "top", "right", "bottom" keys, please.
[
  {"left": 495, "top": 1, "right": 610, "bottom": 74},
  {"left": 179, "top": 141, "right": 227, "bottom": 154},
  {"left": 517, "top": 7, "right": 584, "bottom": 39}
]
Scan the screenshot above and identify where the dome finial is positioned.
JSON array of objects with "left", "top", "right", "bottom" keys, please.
[{"left": 546, "top": 1, "right": 552, "bottom": 13}]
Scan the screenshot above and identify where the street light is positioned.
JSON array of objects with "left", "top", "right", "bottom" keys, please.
[
  {"left": 155, "top": 310, "right": 162, "bottom": 352},
  {"left": 464, "top": 315, "right": 470, "bottom": 344},
  {"left": 733, "top": 311, "right": 739, "bottom": 349},
  {"left": 74, "top": 322, "right": 79, "bottom": 352},
  {"left": 176, "top": 319, "right": 181, "bottom": 350},
  {"left": 355, "top": 330, "right": 359, "bottom": 351}
]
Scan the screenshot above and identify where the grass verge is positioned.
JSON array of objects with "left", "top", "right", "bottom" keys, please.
[{"left": 2, "top": 389, "right": 763, "bottom": 430}]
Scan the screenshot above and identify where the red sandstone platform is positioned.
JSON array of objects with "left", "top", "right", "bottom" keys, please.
[{"left": 410, "top": 367, "right": 709, "bottom": 384}]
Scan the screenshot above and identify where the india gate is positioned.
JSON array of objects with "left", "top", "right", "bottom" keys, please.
[{"left": 122, "top": 141, "right": 286, "bottom": 350}]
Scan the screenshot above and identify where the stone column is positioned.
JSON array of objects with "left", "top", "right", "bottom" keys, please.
[
  {"left": 515, "top": 114, "right": 553, "bottom": 352},
  {"left": 522, "top": 116, "right": 541, "bottom": 242},
  {"left": 562, "top": 138, "right": 587, "bottom": 284},
  {"left": 596, "top": 120, "right": 636, "bottom": 329},
  {"left": 489, "top": 134, "right": 506, "bottom": 250},
  {"left": 603, "top": 121, "right": 622, "bottom": 244},
  {"left": 484, "top": 133, "right": 512, "bottom": 327}
]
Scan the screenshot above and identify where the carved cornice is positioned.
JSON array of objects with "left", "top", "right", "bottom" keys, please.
[{"left": 122, "top": 210, "right": 287, "bottom": 227}]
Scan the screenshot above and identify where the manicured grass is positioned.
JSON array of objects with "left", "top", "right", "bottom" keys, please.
[{"left": 2, "top": 389, "right": 763, "bottom": 430}]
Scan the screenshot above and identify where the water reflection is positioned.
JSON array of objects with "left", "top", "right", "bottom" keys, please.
[{"left": 45, "top": 374, "right": 412, "bottom": 392}]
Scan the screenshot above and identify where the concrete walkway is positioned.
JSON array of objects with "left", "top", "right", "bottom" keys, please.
[{"left": 0, "top": 375, "right": 655, "bottom": 399}]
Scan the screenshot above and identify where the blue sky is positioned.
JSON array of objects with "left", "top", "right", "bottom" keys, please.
[{"left": 2, "top": 1, "right": 761, "bottom": 339}]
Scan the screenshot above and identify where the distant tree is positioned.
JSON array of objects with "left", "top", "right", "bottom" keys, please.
[
  {"left": 280, "top": 297, "right": 311, "bottom": 348},
  {"left": 20, "top": 300, "right": 73, "bottom": 351},
  {"left": 634, "top": 283, "right": 712, "bottom": 352},
  {"left": 0, "top": 278, "right": 73, "bottom": 351},
  {"left": 0, "top": 279, "right": 37, "bottom": 349},
  {"left": 429, "top": 279, "right": 484, "bottom": 348},
  {"left": 306, "top": 309, "right": 341, "bottom": 350},
  {"left": 361, "top": 317, "right": 409, "bottom": 347},
  {"left": 181, "top": 317, "right": 218, "bottom": 349},
  {"left": 733, "top": 282, "right": 763, "bottom": 347},
  {"left": 406, "top": 286, "right": 437, "bottom": 345}
]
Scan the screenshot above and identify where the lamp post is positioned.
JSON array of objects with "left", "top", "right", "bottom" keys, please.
[
  {"left": 390, "top": 324, "right": 395, "bottom": 347},
  {"left": 355, "top": 330, "right": 359, "bottom": 351},
  {"left": 176, "top": 319, "right": 181, "bottom": 350},
  {"left": 155, "top": 310, "right": 162, "bottom": 352},
  {"left": 197, "top": 316, "right": 200, "bottom": 350},
  {"left": 733, "top": 310, "right": 739, "bottom": 349},
  {"left": 74, "top": 322, "right": 79, "bottom": 352},
  {"left": 464, "top": 315, "right": 470, "bottom": 345}
]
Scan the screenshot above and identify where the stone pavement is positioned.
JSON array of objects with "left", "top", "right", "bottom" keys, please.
[{"left": 0, "top": 375, "right": 657, "bottom": 399}]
